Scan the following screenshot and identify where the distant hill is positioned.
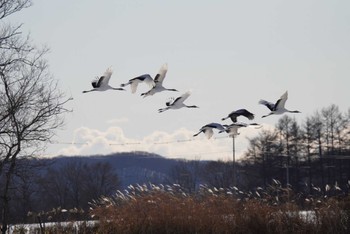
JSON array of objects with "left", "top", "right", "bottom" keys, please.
[{"left": 39, "top": 151, "right": 204, "bottom": 188}]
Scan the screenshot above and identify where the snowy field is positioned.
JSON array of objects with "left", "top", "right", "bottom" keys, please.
[
  {"left": 8, "top": 220, "right": 97, "bottom": 234},
  {"left": 8, "top": 211, "right": 321, "bottom": 233}
]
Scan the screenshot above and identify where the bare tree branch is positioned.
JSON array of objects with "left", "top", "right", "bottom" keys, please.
[
  {"left": 0, "top": 1, "right": 70, "bottom": 231},
  {"left": 0, "top": 0, "right": 32, "bottom": 20}
]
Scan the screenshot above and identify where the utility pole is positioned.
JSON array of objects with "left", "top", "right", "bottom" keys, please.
[
  {"left": 286, "top": 155, "right": 290, "bottom": 186},
  {"left": 232, "top": 134, "right": 236, "bottom": 186}
]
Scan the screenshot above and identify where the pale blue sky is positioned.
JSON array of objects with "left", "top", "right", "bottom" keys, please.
[{"left": 8, "top": 0, "right": 350, "bottom": 160}]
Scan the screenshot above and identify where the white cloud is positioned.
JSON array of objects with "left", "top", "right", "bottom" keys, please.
[{"left": 56, "top": 125, "right": 268, "bottom": 161}]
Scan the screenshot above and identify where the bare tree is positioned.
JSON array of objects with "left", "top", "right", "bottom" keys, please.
[
  {"left": 277, "top": 116, "right": 303, "bottom": 189},
  {"left": 0, "top": 1, "right": 71, "bottom": 232},
  {"left": 61, "top": 160, "right": 120, "bottom": 209},
  {"left": 321, "top": 105, "right": 343, "bottom": 154},
  {"left": 277, "top": 116, "right": 293, "bottom": 156},
  {"left": 346, "top": 108, "right": 350, "bottom": 152},
  {"left": 302, "top": 117, "right": 317, "bottom": 193},
  {"left": 170, "top": 159, "right": 201, "bottom": 193},
  {"left": 82, "top": 162, "right": 120, "bottom": 202},
  {"left": 2, "top": 158, "right": 42, "bottom": 223},
  {"left": 323, "top": 105, "right": 348, "bottom": 154},
  {"left": 201, "top": 160, "right": 233, "bottom": 189},
  {"left": 0, "top": 0, "right": 32, "bottom": 20},
  {"left": 66, "top": 160, "right": 89, "bottom": 208},
  {"left": 37, "top": 166, "right": 70, "bottom": 209},
  {"left": 38, "top": 160, "right": 120, "bottom": 212}
]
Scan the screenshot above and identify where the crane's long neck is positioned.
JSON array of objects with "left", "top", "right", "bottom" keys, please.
[
  {"left": 112, "top": 87, "right": 125, "bottom": 91},
  {"left": 82, "top": 89, "right": 97, "bottom": 93},
  {"left": 186, "top": 105, "right": 199, "bottom": 108},
  {"left": 289, "top": 110, "right": 301, "bottom": 113},
  {"left": 262, "top": 112, "right": 274, "bottom": 118},
  {"left": 120, "top": 81, "right": 131, "bottom": 87},
  {"left": 158, "top": 107, "right": 170, "bottom": 113},
  {"left": 193, "top": 131, "right": 202, "bottom": 137},
  {"left": 165, "top": 88, "right": 178, "bottom": 92}
]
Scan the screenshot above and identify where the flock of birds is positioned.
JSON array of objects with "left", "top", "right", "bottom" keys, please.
[{"left": 82, "top": 64, "right": 301, "bottom": 139}]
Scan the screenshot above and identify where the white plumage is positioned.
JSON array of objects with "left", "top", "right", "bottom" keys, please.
[
  {"left": 141, "top": 64, "right": 178, "bottom": 97},
  {"left": 219, "top": 122, "right": 261, "bottom": 136},
  {"left": 120, "top": 74, "right": 155, "bottom": 94},
  {"left": 158, "top": 91, "right": 199, "bottom": 113},
  {"left": 82, "top": 67, "right": 125, "bottom": 93},
  {"left": 259, "top": 91, "right": 301, "bottom": 118},
  {"left": 193, "top": 123, "right": 226, "bottom": 139},
  {"left": 219, "top": 123, "right": 247, "bottom": 136}
]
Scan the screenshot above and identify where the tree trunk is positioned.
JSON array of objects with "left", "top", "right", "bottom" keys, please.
[
  {"left": 1, "top": 192, "right": 9, "bottom": 234},
  {"left": 1, "top": 150, "right": 19, "bottom": 234},
  {"left": 1, "top": 163, "right": 15, "bottom": 234}
]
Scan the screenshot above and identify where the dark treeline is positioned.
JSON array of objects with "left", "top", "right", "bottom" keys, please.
[
  {"left": 0, "top": 104, "right": 349, "bottom": 225},
  {"left": 0, "top": 159, "right": 120, "bottom": 224},
  {"left": 169, "top": 104, "right": 350, "bottom": 195},
  {"left": 241, "top": 104, "right": 350, "bottom": 192}
]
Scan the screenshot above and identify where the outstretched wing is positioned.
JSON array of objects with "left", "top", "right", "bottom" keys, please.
[
  {"left": 234, "top": 121, "right": 248, "bottom": 127},
  {"left": 227, "top": 109, "right": 254, "bottom": 123},
  {"left": 141, "top": 74, "right": 156, "bottom": 87},
  {"left": 132, "top": 74, "right": 152, "bottom": 82},
  {"left": 226, "top": 122, "right": 247, "bottom": 136},
  {"left": 226, "top": 126, "right": 239, "bottom": 136},
  {"left": 236, "top": 109, "right": 254, "bottom": 120},
  {"left": 206, "top": 123, "right": 225, "bottom": 131},
  {"left": 154, "top": 63, "right": 168, "bottom": 84},
  {"left": 275, "top": 91, "right": 288, "bottom": 109},
  {"left": 130, "top": 80, "right": 139, "bottom": 94},
  {"left": 174, "top": 91, "right": 191, "bottom": 104},
  {"left": 99, "top": 67, "right": 113, "bottom": 85},
  {"left": 95, "top": 67, "right": 113, "bottom": 88},
  {"left": 203, "top": 128, "right": 214, "bottom": 139},
  {"left": 91, "top": 76, "right": 101, "bottom": 88},
  {"left": 127, "top": 74, "right": 155, "bottom": 93},
  {"left": 259, "top": 99, "right": 275, "bottom": 111},
  {"left": 229, "top": 115, "right": 238, "bottom": 123},
  {"left": 91, "top": 76, "right": 106, "bottom": 88},
  {"left": 230, "top": 122, "right": 247, "bottom": 128}
]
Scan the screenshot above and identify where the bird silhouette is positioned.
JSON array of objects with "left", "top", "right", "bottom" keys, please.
[
  {"left": 193, "top": 123, "right": 226, "bottom": 139},
  {"left": 120, "top": 74, "right": 155, "bottom": 94},
  {"left": 82, "top": 67, "right": 124, "bottom": 93},
  {"left": 222, "top": 109, "right": 255, "bottom": 123},
  {"left": 259, "top": 91, "right": 301, "bottom": 118},
  {"left": 158, "top": 91, "right": 199, "bottom": 113},
  {"left": 141, "top": 64, "right": 178, "bottom": 97}
]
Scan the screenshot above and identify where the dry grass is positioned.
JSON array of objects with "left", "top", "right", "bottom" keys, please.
[{"left": 90, "top": 184, "right": 350, "bottom": 234}]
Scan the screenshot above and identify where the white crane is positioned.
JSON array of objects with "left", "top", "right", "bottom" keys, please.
[
  {"left": 193, "top": 123, "right": 226, "bottom": 139},
  {"left": 220, "top": 122, "right": 261, "bottom": 136},
  {"left": 259, "top": 91, "right": 301, "bottom": 118},
  {"left": 120, "top": 74, "right": 155, "bottom": 94},
  {"left": 82, "top": 67, "right": 125, "bottom": 93},
  {"left": 222, "top": 109, "right": 255, "bottom": 123},
  {"left": 158, "top": 91, "right": 199, "bottom": 113},
  {"left": 141, "top": 63, "right": 178, "bottom": 97},
  {"left": 219, "top": 122, "right": 248, "bottom": 136}
]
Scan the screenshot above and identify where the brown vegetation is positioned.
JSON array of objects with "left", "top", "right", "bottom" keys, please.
[{"left": 90, "top": 184, "right": 350, "bottom": 234}]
